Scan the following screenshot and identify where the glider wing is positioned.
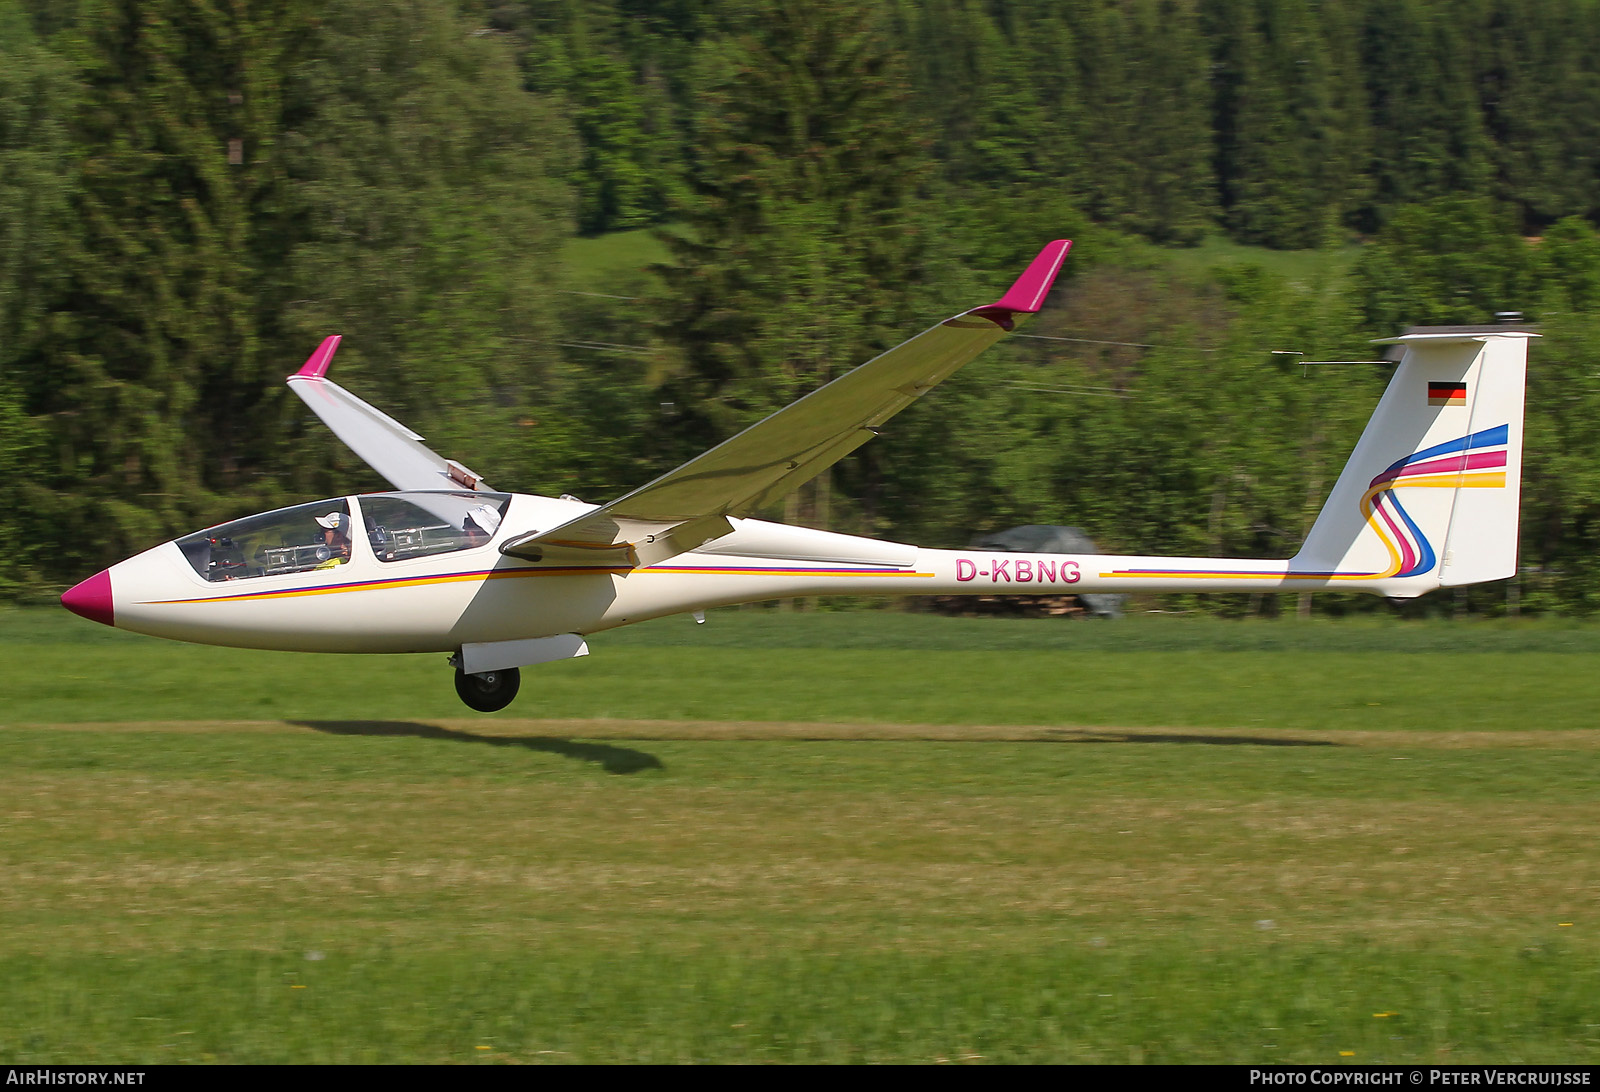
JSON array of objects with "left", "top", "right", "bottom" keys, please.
[
  {"left": 501, "top": 239, "right": 1072, "bottom": 567},
  {"left": 287, "top": 336, "right": 493, "bottom": 494}
]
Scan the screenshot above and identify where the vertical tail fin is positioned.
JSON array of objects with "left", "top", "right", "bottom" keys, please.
[{"left": 1290, "top": 328, "right": 1535, "bottom": 597}]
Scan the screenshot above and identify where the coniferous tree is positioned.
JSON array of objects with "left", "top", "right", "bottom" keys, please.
[
  {"left": 41, "top": 0, "right": 575, "bottom": 573},
  {"left": 15, "top": 0, "right": 80, "bottom": 36},
  {"left": 282, "top": 0, "right": 576, "bottom": 496},
  {"left": 656, "top": 0, "right": 933, "bottom": 442},
  {"left": 46, "top": 0, "right": 316, "bottom": 568},
  {"left": 1481, "top": 0, "right": 1600, "bottom": 230},
  {"left": 651, "top": 0, "right": 937, "bottom": 534},
  {"left": 0, "top": 0, "right": 72, "bottom": 594},
  {"left": 1072, "top": 0, "right": 1216, "bottom": 243},
  {"left": 1360, "top": 0, "right": 1494, "bottom": 225},
  {"left": 1208, "top": 0, "right": 1368, "bottom": 247},
  {"left": 0, "top": 0, "right": 75, "bottom": 379},
  {"left": 520, "top": 1, "right": 684, "bottom": 234},
  {"left": 1313, "top": 0, "right": 1374, "bottom": 235}
]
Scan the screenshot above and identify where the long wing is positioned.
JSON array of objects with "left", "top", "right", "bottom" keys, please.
[
  {"left": 286, "top": 336, "right": 493, "bottom": 493},
  {"left": 502, "top": 239, "right": 1072, "bottom": 567}
]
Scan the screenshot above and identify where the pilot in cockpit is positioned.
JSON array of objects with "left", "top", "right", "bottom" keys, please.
[
  {"left": 462, "top": 504, "right": 502, "bottom": 548},
  {"left": 314, "top": 511, "right": 352, "bottom": 568}
]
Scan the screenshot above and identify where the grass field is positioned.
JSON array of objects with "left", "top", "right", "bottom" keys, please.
[
  {"left": 557, "top": 225, "right": 1365, "bottom": 304},
  {"left": 1160, "top": 234, "right": 1364, "bottom": 289},
  {"left": 560, "top": 228, "right": 671, "bottom": 294},
  {"left": 3, "top": 609, "right": 1597, "bottom": 1063}
]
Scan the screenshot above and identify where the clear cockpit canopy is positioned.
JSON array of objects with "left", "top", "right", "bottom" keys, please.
[
  {"left": 360, "top": 492, "right": 511, "bottom": 562},
  {"left": 177, "top": 499, "right": 354, "bottom": 582},
  {"left": 174, "top": 492, "right": 512, "bottom": 582}
]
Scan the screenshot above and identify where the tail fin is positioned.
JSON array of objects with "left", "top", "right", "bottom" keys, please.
[{"left": 1290, "top": 328, "right": 1535, "bottom": 597}]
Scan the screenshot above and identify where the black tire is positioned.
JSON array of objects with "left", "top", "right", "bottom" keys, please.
[{"left": 453, "top": 665, "right": 521, "bottom": 712}]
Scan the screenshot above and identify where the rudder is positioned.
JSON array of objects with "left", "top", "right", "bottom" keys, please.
[{"left": 1290, "top": 328, "right": 1534, "bottom": 597}]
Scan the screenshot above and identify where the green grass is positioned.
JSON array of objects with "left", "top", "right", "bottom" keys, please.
[
  {"left": 7, "top": 608, "right": 1600, "bottom": 729},
  {"left": 560, "top": 227, "right": 671, "bottom": 293},
  {"left": 1156, "top": 233, "right": 1364, "bottom": 290},
  {"left": 559, "top": 224, "right": 1362, "bottom": 293},
  {"left": 4, "top": 942, "right": 1594, "bottom": 1064},
  {"left": 2, "top": 610, "right": 1598, "bottom": 1062}
]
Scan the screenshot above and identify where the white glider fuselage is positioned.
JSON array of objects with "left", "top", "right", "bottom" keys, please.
[{"left": 101, "top": 488, "right": 1432, "bottom": 658}]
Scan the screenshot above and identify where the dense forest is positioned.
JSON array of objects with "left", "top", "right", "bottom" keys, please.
[{"left": 4, "top": 0, "right": 1600, "bottom": 614}]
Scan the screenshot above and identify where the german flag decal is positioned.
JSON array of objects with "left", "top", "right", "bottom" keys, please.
[{"left": 1428, "top": 381, "right": 1467, "bottom": 407}]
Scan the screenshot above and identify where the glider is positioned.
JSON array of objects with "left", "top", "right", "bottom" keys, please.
[{"left": 61, "top": 241, "right": 1536, "bottom": 711}]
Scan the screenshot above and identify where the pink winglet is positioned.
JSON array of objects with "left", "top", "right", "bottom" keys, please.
[
  {"left": 292, "top": 335, "right": 342, "bottom": 380},
  {"left": 990, "top": 239, "right": 1072, "bottom": 314}
]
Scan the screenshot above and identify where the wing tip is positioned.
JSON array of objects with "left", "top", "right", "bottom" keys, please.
[
  {"left": 290, "top": 335, "right": 342, "bottom": 381},
  {"left": 989, "top": 239, "right": 1072, "bottom": 316}
]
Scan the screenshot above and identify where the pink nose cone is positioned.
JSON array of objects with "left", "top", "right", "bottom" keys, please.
[{"left": 61, "top": 570, "right": 115, "bottom": 627}]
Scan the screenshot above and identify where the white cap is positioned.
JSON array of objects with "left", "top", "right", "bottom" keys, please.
[
  {"left": 466, "top": 504, "right": 501, "bottom": 536},
  {"left": 315, "top": 511, "right": 349, "bottom": 532}
]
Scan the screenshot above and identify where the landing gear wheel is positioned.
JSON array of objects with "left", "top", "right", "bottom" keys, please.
[{"left": 454, "top": 665, "right": 521, "bottom": 712}]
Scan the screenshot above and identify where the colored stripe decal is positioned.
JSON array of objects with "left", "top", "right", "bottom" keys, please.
[
  {"left": 1382, "top": 424, "right": 1507, "bottom": 476},
  {"left": 1102, "top": 425, "right": 1509, "bottom": 583},
  {"left": 1386, "top": 450, "right": 1506, "bottom": 480},
  {"left": 150, "top": 564, "right": 932, "bottom": 605}
]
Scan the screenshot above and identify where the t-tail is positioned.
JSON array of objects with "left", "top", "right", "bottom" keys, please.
[
  {"left": 899, "top": 325, "right": 1535, "bottom": 602},
  {"left": 1288, "top": 326, "right": 1535, "bottom": 597}
]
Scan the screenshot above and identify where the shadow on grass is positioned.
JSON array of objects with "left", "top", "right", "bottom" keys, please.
[
  {"left": 294, "top": 720, "right": 664, "bottom": 774},
  {"left": 1042, "top": 729, "right": 1338, "bottom": 747}
]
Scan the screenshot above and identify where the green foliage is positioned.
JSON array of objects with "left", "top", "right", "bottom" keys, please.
[
  {"left": 1482, "top": 0, "right": 1600, "bottom": 230},
  {"left": 875, "top": 252, "right": 1379, "bottom": 593},
  {"left": 281, "top": 0, "right": 576, "bottom": 497},
  {"left": 0, "top": 379, "right": 46, "bottom": 597},
  {"left": 1071, "top": 0, "right": 1216, "bottom": 244},
  {"left": 8, "top": 0, "right": 1600, "bottom": 617},
  {"left": 1352, "top": 197, "right": 1536, "bottom": 331},
  {"left": 44, "top": 0, "right": 319, "bottom": 568},
  {"left": 904, "top": 0, "right": 1078, "bottom": 195},
  {"left": 0, "top": 0, "right": 73, "bottom": 595},
  {"left": 28, "top": 0, "right": 575, "bottom": 571},
  {"left": 0, "top": 0, "right": 75, "bottom": 376},
  {"left": 1360, "top": 0, "right": 1495, "bottom": 225},
  {"left": 1207, "top": 0, "right": 1370, "bottom": 248},
  {"left": 520, "top": 1, "right": 684, "bottom": 234},
  {"left": 1520, "top": 312, "right": 1600, "bottom": 613},
  {"left": 1537, "top": 216, "right": 1600, "bottom": 313},
  {"left": 654, "top": 0, "right": 933, "bottom": 467}
]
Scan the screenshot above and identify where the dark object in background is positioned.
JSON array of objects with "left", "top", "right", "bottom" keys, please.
[{"left": 931, "top": 525, "right": 1124, "bottom": 619}]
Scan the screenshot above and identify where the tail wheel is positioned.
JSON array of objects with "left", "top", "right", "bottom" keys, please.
[{"left": 454, "top": 666, "right": 520, "bottom": 712}]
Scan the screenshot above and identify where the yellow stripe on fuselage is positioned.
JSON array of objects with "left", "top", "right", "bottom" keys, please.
[
  {"left": 1099, "top": 470, "right": 1506, "bottom": 582},
  {"left": 150, "top": 565, "right": 932, "bottom": 606}
]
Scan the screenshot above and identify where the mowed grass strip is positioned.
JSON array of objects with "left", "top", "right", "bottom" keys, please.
[
  {"left": 23, "top": 718, "right": 1600, "bottom": 748},
  {"left": 4, "top": 612, "right": 1598, "bottom": 1062},
  {"left": 4, "top": 942, "right": 1595, "bottom": 1064},
  {"left": 6, "top": 611, "right": 1600, "bottom": 730},
  {"left": 2, "top": 718, "right": 1598, "bottom": 1063}
]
